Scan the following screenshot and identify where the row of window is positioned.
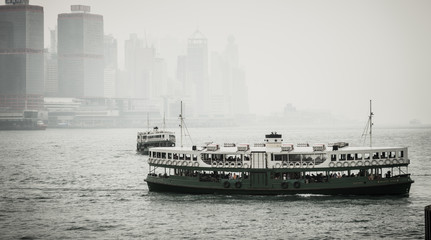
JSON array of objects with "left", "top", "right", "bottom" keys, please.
[
  {"left": 138, "top": 134, "right": 170, "bottom": 140},
  {"left": 330, "top": 151, "right": 404, "bottom": 161},
  {"left": 152, "top": 151, "right": 198, "bottom": 161},
  {"left": 271, "top": 154, "right": 326, "bottom": 162},
  {"left": 150, "top": 150, "right": 405, "bottom": 162}
]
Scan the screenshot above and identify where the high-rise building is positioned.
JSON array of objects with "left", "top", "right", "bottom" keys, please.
[
  {"left": 103, "top": 34, "right": 117, "bottom": 98},
  {"left": 58, "top": 5, "right": 104, "bottom": 98},
  {"left": 45, "top": 27, "right": 58, "bottom": 97},
  {"left": 104, "top": 34, "right": 117, "bottom": 69},
  {"left": 0, "top": 0, "right": 44, "bottom": 110},
  {"left": 186, "top": 30, "right": 209, "bottom": 116},
  {"left": 209, "top": 36, "right": 249, "bottom": 116},
  {"left": 125, "top": 33, "right": 155, "bottom": 99},
  {"left": 224, "top": 36, "right": 248, "bottom": 115}
]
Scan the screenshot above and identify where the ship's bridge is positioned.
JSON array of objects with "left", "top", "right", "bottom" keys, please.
[{"left": 265, "top": 132, "right": 283, "bottom": 148}]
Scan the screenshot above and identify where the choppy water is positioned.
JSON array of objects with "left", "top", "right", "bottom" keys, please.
[{"left": 0, "top": 126, "right": 430, "bottom": 239}]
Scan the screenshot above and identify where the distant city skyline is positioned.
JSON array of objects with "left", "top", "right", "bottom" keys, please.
[{"left": 4, "top": 0, "right": 431, "bottom": 125}]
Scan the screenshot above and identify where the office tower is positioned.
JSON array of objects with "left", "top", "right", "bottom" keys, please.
[
  {"left": 186, "top": 30, "right": 209, "bottom": 116},
  {"left": 0, "top": 0, "right": 44, "bottom": 110},
  {"left": 224, "top": 36, "right": 248, "bottom": 115},
  {"left": 45, "top": 28, "right": 58, "bottom": 96},
  {"left": 152, "top": 58, "right": 167, "bottom": 98},
  {"left": 104, "top": 34, "right": 117, "bottom": 69},
  {"left": 58, "top": 5, "right": 104, "bottom": 98},
  {"left": 45, "top": 54, "right": 58, "bottom": 97},
  {"left": 125, "top": 33, "right": 155, "bottom": 99},
  {"left": 104, "top": 34, "right": 117, "bottom": 98},
  {"left": 209, "top": 36, "right": 249, "bottom": 116}
]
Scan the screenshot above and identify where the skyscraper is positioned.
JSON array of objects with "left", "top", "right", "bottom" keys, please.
[
  {"left": 58, "top": 5, "right": 104, "bottom": 98},
  {"left": 45, "top": 28, "right": 58, "bottom": 97},
  {"left": 125, "top": 33, "right": 155, "bottom": 99},
  {"left": 0, "top": 0, "right": 44, "bottom": 110},
  {"left": 186, "top": 30, "right": 209, "bottom": 116},
  {"left": 209, "top": 36, "right": 249, "bottom": 116},
  {"left": 103, "top": 34, "right": 117, "bottom": 98}
]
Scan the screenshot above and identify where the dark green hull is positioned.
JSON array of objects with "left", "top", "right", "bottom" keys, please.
[{"left": 145, "top": 175, "right": 413, "bottom": 196}]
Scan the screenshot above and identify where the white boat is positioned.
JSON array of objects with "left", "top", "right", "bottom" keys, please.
[{"left": 137, "top": 126, "right": 175, "bottom": 155}]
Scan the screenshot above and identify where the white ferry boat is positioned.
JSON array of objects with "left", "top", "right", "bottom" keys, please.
[
  {"left": 137, "top": 126, "right": 175, "bottom": 155},
  {"left": 144, "top": 101, "right": 414, "bottom": 195}
]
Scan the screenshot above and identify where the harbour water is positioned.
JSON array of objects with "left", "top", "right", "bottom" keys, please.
[{"left": 0, "top": 126, "right": 430, "bottom": 239}]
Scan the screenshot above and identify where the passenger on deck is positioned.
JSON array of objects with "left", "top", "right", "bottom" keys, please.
[{"left": 385, "top": 171, "right": 391, "bottom": 178}]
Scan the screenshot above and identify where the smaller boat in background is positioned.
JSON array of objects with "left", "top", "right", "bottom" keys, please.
[{"left": 137, "top": 126, "right": 175, "bottom": 155}]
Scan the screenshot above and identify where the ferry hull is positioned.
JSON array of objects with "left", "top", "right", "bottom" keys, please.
[{"left": 145, "top": 177, "right": 413, "bottom": 196}]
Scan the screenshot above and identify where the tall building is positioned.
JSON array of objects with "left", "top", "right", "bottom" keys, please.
[
  {"left": 103, "top": 34, "right": 117, "bottom": 98},
  {"left": 186, "top": 30, "right": 209, "bottom": 116},
  {"left": 224, "top": 36, "right": 248, "bottom": 115},
  {"left": 58, "top": 5, "right": 104, "bottom": 98},
  {"left": 209, "top": 36, "right": 249, "bottom": 116},
  {"left": 124, "top": 33, "right": 157, "bottom": 99},
  {"left": 0, "top": 0, "right": 44, "bottom": 110},
  {"left": 45, "top": 28, "right": 58, "bottom": 97}
]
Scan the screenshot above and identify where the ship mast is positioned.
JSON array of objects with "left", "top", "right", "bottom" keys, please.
[
  {"left": 179, "top": 101, "right": 183, "bottom": 148},
  {"left": 147, "top": 113, "right": 149, "bottom": 132},
  {"left": 163, "top": 112, "right": 166, "bottom": 131},
  {"left": 369, "top": 100, "right": 373, "bottom": 148}
]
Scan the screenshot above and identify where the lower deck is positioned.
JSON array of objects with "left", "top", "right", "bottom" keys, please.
[{"left": 145, "top": 168, "right": 413, "bottom": 196}]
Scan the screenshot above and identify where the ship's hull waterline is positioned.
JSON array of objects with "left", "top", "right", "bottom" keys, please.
[{"left": 145, "top": 175, "right": 413, "bottom": 196}]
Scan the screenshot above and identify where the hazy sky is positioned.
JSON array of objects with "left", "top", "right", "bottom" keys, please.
[{"left": 31, "top": 0, "right": 431, "bottom": 125}]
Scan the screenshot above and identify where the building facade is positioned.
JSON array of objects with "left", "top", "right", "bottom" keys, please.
[
  {"left": 58, "top": 5, "right": 104, "bottom": 98},
  {"left": 186, "top": 30, "right": 209, "bottom": 117},
  {"left": 0, "top": 0, "right": 44, "bottom": 110}
]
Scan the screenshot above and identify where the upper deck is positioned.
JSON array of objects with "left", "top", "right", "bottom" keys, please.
[
  {"left": 148, "top": 140, "right": 409, "bottom": 170},
  {"left": 137, "top": 127, "right": 175, "bottom": 143}
]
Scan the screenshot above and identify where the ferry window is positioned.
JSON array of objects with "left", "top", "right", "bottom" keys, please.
[
  {"left": 381, "top": 152, "right": 387, "bottom": 158},
  {"left": 162, "top": 153, "right": 166, "bottom": 159},
  {"left": 244, "top": 155, "right": 250, "bottom": 161},
  {"left": 227, "top": 155, "right": 235, "bottom": 161},
  {"left": 173, "top": 154, "right": 178, "bottom": 160},
  {"left": 179, "top": 154, "right": 184, "bottom": 160},
  {"left": 347, "top": 154, "right": 353, "bottom": 160},
  {"left": 185, "top": 154, "right": 191, "bottom": 160},
  {"left": 168, "top": 153, "right": 172, "bottom": 159},
  {"left": 289, "top": 154, "right": 301, "bottom": 162},
  {"left": 216, "top": 154, "right": 223, "bottom": 161},
  {"left": 193, "top": 155, "right": 197, "bottom": 161},
  {"left": 339, "top": 154, "right": 346, "bottom": 161},
  {"left": 157, "top": 152, "right": 161, "bottom": 158},
  {"left": 364, "top": 153, "right": 370, "bottom": 159},
  {"left": 355, "top": 153, "right": 362, "bottom": 160},
  {"left": 331, "top": 154, "right": 336, "bottom": 161},
  {"left": 303, "top": 155, "right": 313, "bottom": 162},
  {"left": 399, "top": 151, "right": 404, "bottom": 158},
  {"left": 236, "top": 155, "right": 242, "bottom": 161},
  {"left": 389, "top": 152, "right": 396, "bottom": 158},
  {"left": 282, "top": 155, "right": 288, "bottom": 161},
  {"left": 274, "top": 154, "right": 282, "bottom": 161},
  {"left": 373, "top": 152, "right": 379, "bottom": 159}
]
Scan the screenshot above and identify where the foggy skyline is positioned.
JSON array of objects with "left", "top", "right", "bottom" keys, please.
[{"left": 28, "top": 0, "right": 431, "bottom": 124}]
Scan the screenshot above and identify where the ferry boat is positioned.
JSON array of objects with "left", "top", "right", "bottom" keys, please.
[
  {"left": 145, "top": 102, "right": 414, "bottom": 196},
  {"left": 137, "top": 126, "right": 175, "bottom": 155}
]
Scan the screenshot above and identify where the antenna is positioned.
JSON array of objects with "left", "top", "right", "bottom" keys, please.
[
  {"left": 369, "top": 100, "right": 373, "bottom": 148},
  {"left": 147, "top": 112, "right": 149, "bottom": 132},
  {"left": 163, "top": 112, "right": 166, "bottom": 131},
  {"left": 179, "top": 101, "right": 183, "bottom": 148},
  {"left": 361, "top": 100, "right": 374, "bottom": 147}
]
